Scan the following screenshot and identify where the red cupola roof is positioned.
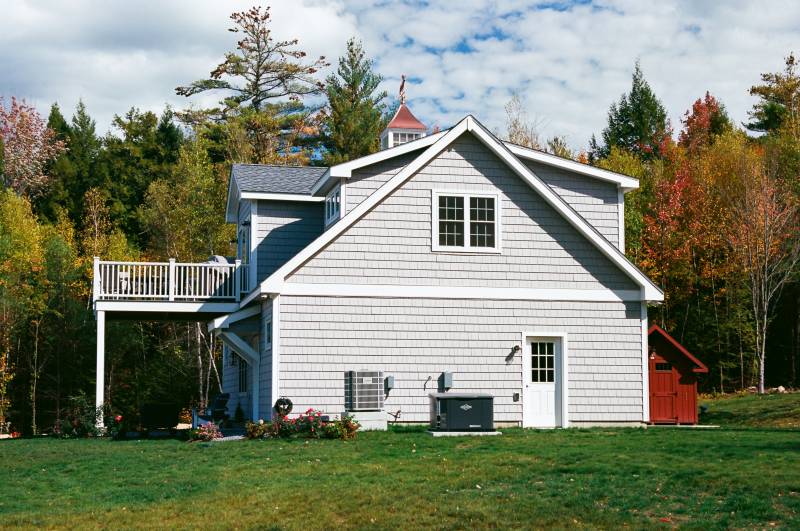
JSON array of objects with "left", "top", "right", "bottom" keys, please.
[{"left": 386, "top": 104, "right": 427, "bottom": 131}]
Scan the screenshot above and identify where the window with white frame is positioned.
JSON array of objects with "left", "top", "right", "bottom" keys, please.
[
  {"left": 325, "top": 185, "right": 341, "bottom": 225},
  {"left": 393, "top": 131, "right": 422, "bottom": 146},
  {"left": 432, "top": 192, "right": 500, "bottom": 252},
  {"left": 237, "top": 225, "right": 250, "bottom": 264},
  {"left": 237, "top": 354, "right": 248, "bottom": 393}
]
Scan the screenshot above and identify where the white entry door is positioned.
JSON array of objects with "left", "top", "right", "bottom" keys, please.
[{"left": 523, "top": 338, "right": 562, "bottom": 427}]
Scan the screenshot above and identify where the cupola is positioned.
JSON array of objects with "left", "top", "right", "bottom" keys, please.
[{"left": 380, "top": 75, "right": 427, "bottom": 149}]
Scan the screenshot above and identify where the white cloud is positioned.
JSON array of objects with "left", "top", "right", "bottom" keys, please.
[{"left": 1, "top": 0, "right": 798, "bottom": 150}]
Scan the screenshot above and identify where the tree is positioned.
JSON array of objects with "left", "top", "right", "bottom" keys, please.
[
  {"left": 721, "top": 139, "right": 800, "bottom": 393},
  {"left": 175, "top": 6, "right": 327, "bottom": 114},
  {"left": 141, "top": 137, "right": 234, "bottom": 261},
  {"left": 0, "top": 98, "right": 66, "bottom": 198},
  {"left": 503, "top": 93, "right": 542, "bottom": 149},
  {"left": 322, "top": 38, "right": 387, "bottom": 164},
  {"left": 97, "top": 108, "right": 183, "bottom": 244},
  {"left": 546, "top": 136, "right": 574, "bottom": 159},
  {"left": 747, "top": 53, "right": 800, "bottom": 138},
  {"left": 0, "top": 189, "right": 43, "bottom": 431},
  {"left": 37, "top": 101, "right": 102, "bottom": 222},
  {"left": 679, "top": 92, "right": 732, "bottom": 152},
  {"left": 590, "top": 61, "right": 669, "bottom": 161}
]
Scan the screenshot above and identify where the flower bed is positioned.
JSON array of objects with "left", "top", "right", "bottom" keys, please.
[
  {"left": 188, "top": 422, "right": 223, "bottom": 441},
  {"left": 246, "top": 409, "right": 359, "bottom": 440}
]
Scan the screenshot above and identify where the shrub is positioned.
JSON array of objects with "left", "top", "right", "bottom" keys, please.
[
  {"left": 245, "top": 409, "right": 359, "bottom": 440},
  {"left": 55, "top": 393, "right": 102, "bottom": 438},
  {"left": 188, "top": 422, "right": 223, "bottom": 442},
  {"left": 234, "top": 404, "right": 245, "bottom": 423},
  {"left": 106, "top": 414, "right": 128, "bottom": 440}
]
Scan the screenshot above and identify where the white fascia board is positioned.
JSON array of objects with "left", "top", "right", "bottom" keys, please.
[
  {"left": 276, "top": 283, "right": 644, "bottom": 302},
  {"left": 328, "top": 130, "right": 446, "bottom": 179},
  {"left": 248, "top": 115, "right": 663, "bottom": 303},
  {"left": 208, "top": 304, "right": 261, "bottom": 332},
  {"left": 309, "top": 168, "right": 332, "bottom": 196},
  {"left": 239, "top": 192, "right": 324, "bottom": 202},
  {"left": 505, "top": 143, "right": 640, "bottom": 191},
  {"left": 94, "top": 301, "right": 240, "bottom": 313}
]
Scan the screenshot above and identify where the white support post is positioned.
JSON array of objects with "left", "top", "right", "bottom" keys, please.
[
  {"left": 251, "top": 358, "right": 260, "bottom": 422},
  {"left": 92, "top": 257, "right": 101, "bottom": 303},
  {"left": 168, "top": 258, "right": 176, "bottom": 301},
  {"left": 234, "top": 259, "right": 241, "bottom": 301},
  {"left": 95, "top": 310, "right": 105, "bottom": 428}
]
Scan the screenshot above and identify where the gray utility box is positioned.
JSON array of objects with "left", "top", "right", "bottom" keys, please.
[{"left": 429, "top": 393, "right": 494, "bottom": 431}]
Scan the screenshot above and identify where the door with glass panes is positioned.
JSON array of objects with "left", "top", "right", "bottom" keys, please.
[{"left": 523, "top": 337, "right": 561, "bottom": 427}]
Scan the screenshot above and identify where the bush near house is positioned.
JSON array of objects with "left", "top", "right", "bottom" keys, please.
[{"left": 246, "top": 409, "right": 360, "bottom": 440}]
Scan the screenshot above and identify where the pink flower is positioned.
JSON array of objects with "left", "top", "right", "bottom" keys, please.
[{"left": 114, "top": 415, "right": 123, "bottom": 423}]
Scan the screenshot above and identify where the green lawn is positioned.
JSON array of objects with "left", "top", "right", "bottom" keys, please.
[
  {"left": 1, "top": 395, "right": 798, "bottom": 530},
  {"left": 700, "top": 392, "right": 800, "bottom": 428}
]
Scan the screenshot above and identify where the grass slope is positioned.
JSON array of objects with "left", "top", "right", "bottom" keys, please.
[{"left": 700, "top": 393, "right": 800, "bottom": 428}]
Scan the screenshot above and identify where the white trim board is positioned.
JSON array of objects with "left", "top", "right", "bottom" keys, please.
[
  {"left": 270, "top": 295, "right": 281, "bottom": 418},
  {"left": 506, "top": 144, "right": 639, "bottom": 191},
  {"left": 276, "top": 283, "right": 644, "bottom": 302},
  {"left": 640, "top": 301, "right": 650, "bottom": 423},
  {"left": 245, "top": 115, "right": 663, "bottom": 306},
  {"left": 240, "top": 192, "right": 324, "bottom": 202},
  {"left": 95, "top": 301, "right": 240, "bottom": 314},
  {"left": 208, "top": 304, "right": 261, "bottom": 332}
]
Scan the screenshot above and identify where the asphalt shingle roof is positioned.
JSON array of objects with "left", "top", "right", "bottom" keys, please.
[{"left": 231, "top": 164, "right": 328, "bottom": 195}]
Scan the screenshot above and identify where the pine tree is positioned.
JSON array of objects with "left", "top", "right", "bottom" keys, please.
[
  {"left": 590, "top": 61, "right": 669, "bottom": 161},
  {"left": 322, "top": 38, "right": 387, "bottom": 164}
]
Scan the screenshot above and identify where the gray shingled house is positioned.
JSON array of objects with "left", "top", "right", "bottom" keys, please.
[{"left": 92, "top": 103, "right": 663, "bottom": 429}]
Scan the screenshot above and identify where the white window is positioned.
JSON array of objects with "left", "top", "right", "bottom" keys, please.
[
  {"left": 393, "top": 132, "right": 421, "bottom": 146},
  {"left": 325, "top": 185, "right": 341, "bottom": 225},
  {"left": 237, "top": 354, "right": 248, "bottom": 393},
  {"left": 237, "top": 225, "right": 250, "bottom": 264},
  {"left": 432, "top": 192, "right": 501, "bottom": 252}
]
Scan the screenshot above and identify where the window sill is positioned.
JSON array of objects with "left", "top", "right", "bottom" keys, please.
[{"left": 431, "top": 247, "right": 502, "bottom": 255}]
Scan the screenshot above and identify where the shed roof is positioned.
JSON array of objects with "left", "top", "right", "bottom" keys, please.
[
  {"left": 648, "top": 325, "right": 709, "bottom": 373},
  {"left": 231, "top": 164, "right": 328, "bottom": 195}
]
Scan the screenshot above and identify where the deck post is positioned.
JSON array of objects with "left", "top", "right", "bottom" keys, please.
[
  {"left": 92, "top": 257, "right": 101, "bottom": 303},
  {"left": 95, "top": 310, "right": 105, "bottom": 428},
  {"left": 234, "top": 259, "right": 241, "bottom": 301},
  {"left": 168, "top": 258, "right": 176, "bottom": 301}
]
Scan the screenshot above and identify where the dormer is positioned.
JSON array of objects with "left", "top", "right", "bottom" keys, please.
[{"left": 380, "top": 75, "right": 427, "bottom": 149}]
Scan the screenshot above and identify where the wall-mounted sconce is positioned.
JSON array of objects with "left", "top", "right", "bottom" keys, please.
[{"left": 506, "top": 344, "right": 522, "bottom": 363}]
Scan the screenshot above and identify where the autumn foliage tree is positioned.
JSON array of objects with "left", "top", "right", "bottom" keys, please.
[{"left": 0, "top": 97, "right": 65, "bottom": 198}]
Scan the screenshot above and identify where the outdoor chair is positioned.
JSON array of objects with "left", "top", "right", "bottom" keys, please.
[{"left": 192, "top": 393, "right": 230, "bottom": 428}]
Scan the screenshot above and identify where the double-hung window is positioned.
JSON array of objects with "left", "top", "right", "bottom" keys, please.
[{"left": 432, "top": 192, "right": 500, "bottom": 252}]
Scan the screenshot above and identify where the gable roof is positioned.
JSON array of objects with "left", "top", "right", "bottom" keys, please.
[
  {"left": 243, "top": 115, "right": 663, "bottom": 304},
  {"left": 648, "top": 325, "right": 708, "bottom": 373},
  {"left": 320, "top": 130, "right": 638, "bottom": 192},
  {"left": 385, "top": 104, "right": 427, "bottom": 130},
  {"left": 226, "top": 164, "right": 326, "bottom": 222}
]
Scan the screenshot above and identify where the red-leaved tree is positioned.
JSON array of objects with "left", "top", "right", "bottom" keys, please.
[{"left": 0, "top": 97, "right": 66, "bottom": 198}]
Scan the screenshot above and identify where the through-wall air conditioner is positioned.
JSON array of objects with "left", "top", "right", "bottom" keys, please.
[{"left": 344, "top": 370, "right": 384, "bottom": 411}]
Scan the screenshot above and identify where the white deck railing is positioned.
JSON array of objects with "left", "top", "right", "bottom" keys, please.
[{"left": 93, "top": 258, "right": 250, "bottom": 303}]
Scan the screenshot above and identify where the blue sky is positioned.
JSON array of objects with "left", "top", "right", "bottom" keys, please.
[{"left": 2, "top": 1, "right": 799, "bottom": 150}]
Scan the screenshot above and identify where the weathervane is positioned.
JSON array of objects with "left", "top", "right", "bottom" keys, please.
[{"left": 399, "top": 74, "right": 406, "bottom": 105}]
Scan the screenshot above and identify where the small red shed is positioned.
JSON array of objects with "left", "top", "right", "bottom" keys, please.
[{"left": 648, "top": 325, "right": 708, "bottom": 424}]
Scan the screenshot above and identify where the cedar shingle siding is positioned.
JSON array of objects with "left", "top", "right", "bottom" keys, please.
[
  {"left": 288, "top": 134, "right": 636, "bottom": 291},
  {"left": 279, "top": 297, "right": 643, "bottom": 423}
]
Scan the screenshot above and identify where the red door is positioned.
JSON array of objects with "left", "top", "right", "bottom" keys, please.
[{"left": 649, "top": 355, "right": 678, "bottom": 423}]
